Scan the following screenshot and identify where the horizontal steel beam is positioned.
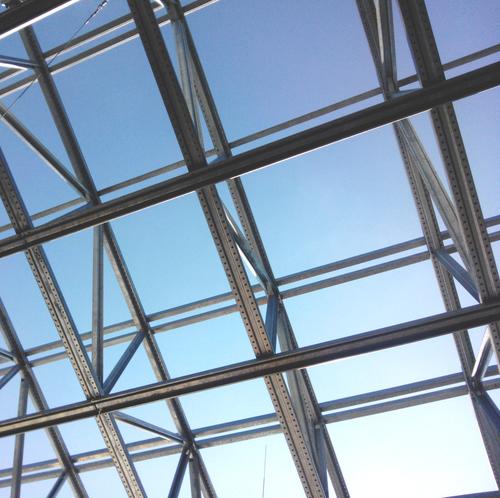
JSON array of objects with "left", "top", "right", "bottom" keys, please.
[
  {"left": 0, "top": 46, "right": 497, "bottom": 240},
  {"left": 0, "top": 0, "right": 79, "bottom": 40},
  {"left": 0, "top": 61, "right": 497, "bottom": 260},
  {"left": 0, "top": 227, "right": 498, "bottom": 378},
  {"left": 0, "top": 302, "right": 499, "bottom": 437},
  {"left": 1, "top": 371, "right": 498, "bottom": 487}
]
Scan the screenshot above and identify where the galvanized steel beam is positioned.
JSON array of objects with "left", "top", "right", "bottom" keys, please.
[
  {"left": 10, "top": 377, "right": 28, "bottom": 498},
  {"left": 168, "top": 448, "right": 189, "bottom": 498},
  {"left": 0, "top": 298, "right": 88, "bottom": 497},
  {"left": 0, "top": 365, "right": 19, "bottom": 390},
  {"left": 0, "top": 61, "right": 497, "bottom": 260},
  {"left": 399, "top": 0, "right": 500, "bottom": 367},
  {"left": 0, "top": 150, "right": 145, "bottom": 498},
  {"left": 0, "top": 301, "right": 498, "bottom": 438},
  {"left": 360, "top": 0, "right": 500, "bottom": 483},
  {"left": 129, "top": 1, "right": 335, "bottom": 494},
  {"left": 1, "top": 369, "right": 498, "bottom": 488},
  {"left": 0, "top": 0, "right": 79, "bottom": 40},
  {"left": 19, "top": 18, "right": 218, "bottom": 496}
]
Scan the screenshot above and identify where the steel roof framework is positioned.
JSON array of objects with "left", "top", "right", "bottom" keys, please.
[{"left": 0, "top": 0, "right": 498, "bottom": 497}]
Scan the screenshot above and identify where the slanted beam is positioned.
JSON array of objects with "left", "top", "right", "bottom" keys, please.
[
  {"left": 396, "top": 119, "right": 471, "bottom": 267},
  {"left": 265, "top": 295, "right": 279, "bottom": 352},
  {"left": 472, "top": 329, "right": 494, "bottom": 383},
  {"left": 188, "top": 452, "right": 201, "bottom": 498},
  {"left": 114, "top": 412, "right": 184, "bottom": 443},
  {"left": 0, "top": 150, "right": 144, "bottom": 498},
  {"left": 168, "top": 448, "right": 189, "bottom": 498},
  {"left": 0, "top": 365, "right": 19, "bottom": 390},
  {"left": 46, "top": 472, "right": 66, "bottom": 498},
  {"left": 0, "top": 103, "right": 89, "bottom": 198},
  {"left": 0, "top": 299, "right": 88, "bottom": 497},
  {"left": 374, "top": 0, "right": 397, "bottom": 91},
  {"left": 0, "top": 348, "right": 14, "bottom": 361},
  {"left": 102, "top": 332, "right": 145, "bottom": 394},
  {"left": 223, "top": 207, "right": 272, "bottom": 293},
  {"left": 0, "top": 61, "right": 497, "bottom": 259},
  {"left": 0, "top": 55, "right": 37, "bottom": 70},
  {"left": 92, "top": 226, "right": 104, "bottom": 383},
  {"left": 435, "top": 249, "right": 480, "bottom": 302}
]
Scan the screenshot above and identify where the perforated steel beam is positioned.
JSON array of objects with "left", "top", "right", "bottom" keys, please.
[
  {"left": 19, "top": 22, "right": 217, "bottom": 497},
  {"left": 1, "top": 369, "right": 499, "bottom": 488},
  {"left": 10, "top": 377, "right": 28, "bottom": 498},
  {"left": 0, "top": 298, "right": 88, "bottom": 497},
  {"left": 398, "top": 0, "right": 500, "bottom": 367},
  {"left": 167, "top": 3, "right": 348, "bottom": 493},
  {"left": 0, "top": 301, "right": 499, "bottom": 438},
  {"left": 0, "top": 150, "right": 146, "bottom": 498},
  {"left": 128, "top": 1, "right": 333, "bottom": 495},
  {"left": 358, "top": 0, "right": 500, "bottom": 483}
]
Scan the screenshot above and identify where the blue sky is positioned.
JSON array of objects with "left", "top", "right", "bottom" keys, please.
[{"left": 0, "top": 0, "right": 499, "bottom": 496}]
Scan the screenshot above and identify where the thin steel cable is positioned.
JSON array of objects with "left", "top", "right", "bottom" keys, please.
[{"left": 0, "top": 0, "right": 109, "bottom": 123}]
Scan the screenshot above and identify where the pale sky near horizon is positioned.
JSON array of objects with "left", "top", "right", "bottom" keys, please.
[{"left": 0, "top": 0, "right": 499, "bottom": 497}]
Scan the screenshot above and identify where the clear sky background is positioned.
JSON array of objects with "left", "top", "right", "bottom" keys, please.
[{"left": 0, "top": 0, "right": 499, "bottom": 497}]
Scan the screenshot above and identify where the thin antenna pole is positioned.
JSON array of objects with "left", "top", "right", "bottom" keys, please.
[{"left": 261, "top": 444, "right": 267, "bottom": 498}]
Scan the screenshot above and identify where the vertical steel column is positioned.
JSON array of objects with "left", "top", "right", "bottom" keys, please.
[
  {"left": 0, "top": 298, "right": 88, "bottom": 497},
  {"left": 10, "top": 377, "right": 28, "bottom": 498},
  {"left": 0, "top": 151, "right": 146, "bottom": 498},
  {"left": 127, "top": 1, "right": 329, "bottom": 495},
  {"left": 19, "top": 20, "right": 217, "bottom": 497},
  {"left": 358, "top": 0, "right": 500, "bottom": 485},
  {"left": 165, "top": 2, "right": 349, "bottom": 495}
]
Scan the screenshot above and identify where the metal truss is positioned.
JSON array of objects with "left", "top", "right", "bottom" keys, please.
[{"left": 0, "top": 1, "right": 498, "bottom": 497}]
